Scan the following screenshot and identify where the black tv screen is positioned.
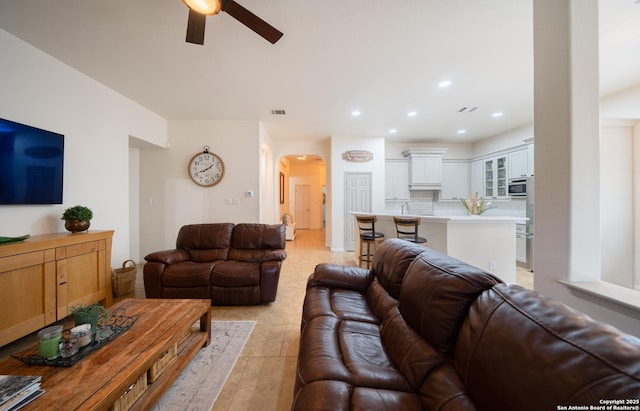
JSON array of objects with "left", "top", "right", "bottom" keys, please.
[{"left": 0, "top": 117, "right": 64, "bottom": 204}]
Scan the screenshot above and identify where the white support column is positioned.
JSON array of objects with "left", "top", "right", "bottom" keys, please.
[{"left": 533, "top": 0, "right": 601, "bottom": 293}]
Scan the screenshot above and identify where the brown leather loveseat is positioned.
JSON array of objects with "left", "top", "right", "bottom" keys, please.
[
  {"left": 143, "top": 223, "right": 286, "bottom": 305},
  {"left": 293, "top": 238, "right": 640, "bottom": 410}
]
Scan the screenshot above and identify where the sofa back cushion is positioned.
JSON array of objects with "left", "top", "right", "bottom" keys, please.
[
  {"left": 176, "top": 223, "right": 234, "bottom": 262},
  {"left": 398, "top": 248, "right": 502, "bottom": 357},
  {"left": 371, "top": 238, "right": 428, "bottom": 299},
  {"left": 454, "top": 284, "right": 640, "bottom": 411},
  {"left": 228, "top": 223, "right": 286, "bottom": 262}
]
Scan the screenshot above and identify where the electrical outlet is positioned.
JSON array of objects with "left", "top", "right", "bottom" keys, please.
[{"left": 489, "top": 260, "right": 496, "bottom": 270}]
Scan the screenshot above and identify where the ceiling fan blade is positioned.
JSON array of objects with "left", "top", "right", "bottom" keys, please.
[
  {"left": 186, "top": 8, "right": 207, "bottom": 45},
  {"left": 221, "top": 0, "right": 283, "bottom": 44}
]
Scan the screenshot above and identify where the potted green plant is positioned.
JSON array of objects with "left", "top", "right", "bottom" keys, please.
[
  {"left": 61, "top": 205, "right": 93, "bottom": 232},
  {"left": 70, "top": 303, "right": 109, "bottom": 337}
]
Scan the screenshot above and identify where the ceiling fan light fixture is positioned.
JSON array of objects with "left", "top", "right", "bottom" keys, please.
[{"left": 182, "top": 0, "right": 222, "bottom": 15}]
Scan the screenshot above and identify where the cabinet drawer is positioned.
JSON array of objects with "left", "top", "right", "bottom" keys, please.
[
  {"left": 59, "top": 241, "right": 102, "bottom": 259},
  {"left": 0, "top": 251, "right": 41, "bottom": 273}
]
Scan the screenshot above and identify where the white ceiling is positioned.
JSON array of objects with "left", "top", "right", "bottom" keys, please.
[{"left": 0, "top": 1, "right": 638, "bottom": 143}]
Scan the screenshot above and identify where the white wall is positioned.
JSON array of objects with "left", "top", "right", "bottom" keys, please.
[
  {"left": 601, "top": 84, "right": 640, "bottom": 119},
  {"left": 636, "top": 122, "right": 640, "bottom": 290},
  {"left": 0, "top": 28, "right": 167, "bottom": 266},
  {"left": 330, "top": 136, "right": 386, "bottom": 251},
  {"left": 600, "top": 124, "right": 634, "bottom": 287},
  {"left": 129, "top": 146, "right": 141, "bottom": 262},
  {"left": 259, "top": 122, "right": 277, "bottom": 225},
  {"left": 472, "top": 123, "right": 533, "bottom": 158},
  {"left": 138, "top": 120, "right": 261, "bottom": 257}
]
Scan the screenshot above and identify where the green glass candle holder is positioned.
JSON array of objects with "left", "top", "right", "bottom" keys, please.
[{"left": 38, "top": 325, "right": 63, "bottom": 359}]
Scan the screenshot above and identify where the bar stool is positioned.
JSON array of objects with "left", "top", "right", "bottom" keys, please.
[
  {"left": 356, "top": 215, "right": 385, "bottom": 268},
  {"left": 393, "top": 216, "right": 427, "bottom": 245}
]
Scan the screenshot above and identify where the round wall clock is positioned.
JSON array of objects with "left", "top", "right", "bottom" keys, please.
[{"left": 188, "top": 146, "right": 225, "bottom": 187}]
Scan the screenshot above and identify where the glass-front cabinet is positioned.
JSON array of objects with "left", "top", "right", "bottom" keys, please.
[{"left": 484, "top": 156, "right": 507, "bottom": 199}]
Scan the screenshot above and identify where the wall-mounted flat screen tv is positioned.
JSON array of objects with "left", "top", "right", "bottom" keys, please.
[{"left": 0, "top": 117, "right": 64, "bottom": 204}]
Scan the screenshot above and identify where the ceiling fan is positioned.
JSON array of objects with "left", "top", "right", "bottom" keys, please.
[{"left": 181, "top": 0, "right": 283, "bottom": 45}]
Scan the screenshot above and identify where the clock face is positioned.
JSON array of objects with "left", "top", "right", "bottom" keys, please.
[{"left": 188, "top": 151, "right": 225, "bottom": 186}]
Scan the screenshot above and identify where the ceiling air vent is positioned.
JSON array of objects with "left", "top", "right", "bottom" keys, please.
[{"left": 271, "top": 109, "right": 286, "bottom": 115}]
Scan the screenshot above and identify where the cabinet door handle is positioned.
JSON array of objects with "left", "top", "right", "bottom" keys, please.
[{"left": 59, "top": 281, "right": 67, "bottom": 285}]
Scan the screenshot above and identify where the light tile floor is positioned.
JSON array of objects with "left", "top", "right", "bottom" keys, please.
[{"left": 0, "top": 229, "right": 534, "bottom": 410}]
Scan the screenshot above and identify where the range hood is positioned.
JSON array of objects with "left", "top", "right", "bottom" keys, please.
[{"left": 402, "top": 148, "right": 447, "bottom": 190}]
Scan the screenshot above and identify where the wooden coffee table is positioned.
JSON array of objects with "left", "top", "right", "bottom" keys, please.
[{"left": 0, "top": 298, "right": 211, "bottom": 410}]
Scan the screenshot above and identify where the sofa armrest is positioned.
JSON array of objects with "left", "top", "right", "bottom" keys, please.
[
  {"left": 307, "top": 263, "right": 373, "bottom": 292},
  {"left": 144, "top": 249, "right": 190, "bottom": 265},
  {"left": 262, "top": 249, "right": 287, "bottom": 262}
]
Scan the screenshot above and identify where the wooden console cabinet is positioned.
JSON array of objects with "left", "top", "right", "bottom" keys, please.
[{"left": 0, "top": 230, "right": 114, "bottom": 347}]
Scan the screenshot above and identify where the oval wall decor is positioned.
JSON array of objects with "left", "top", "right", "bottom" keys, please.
[{"left": 342, "top": 150, "right": 373, "bottom": 162}]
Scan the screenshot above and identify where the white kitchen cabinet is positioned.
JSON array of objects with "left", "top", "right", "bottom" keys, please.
[
  {"left": 441, "top": 162, "right": 469, "bottom": 200},
  {"left": 527, "top": 144, "right": 534, "bottom": 176},
  {"left": 508, "top": 149, "right": 528, "bottom": 179},
  {"left": 410, "top": 156, "right": 442, "bottom": 186},
  {"left": 484, "top": 155, "right": 508, "bottom": 199},
  {"left": 385, "top": 159, "right": 410, "bottom": 200},
  {"left": 470, "top": 160, "right": 483, "bottom": 197},
  {"left": 402, "top": 148, "right": 447, "bottom": 190}
]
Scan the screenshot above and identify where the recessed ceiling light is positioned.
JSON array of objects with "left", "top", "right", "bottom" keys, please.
[
  {"left": 457, "top": 129, "right": 467, "bottom": 134},
  {"left": 389, "top": 129, "right": 397, "bottom": 134},
  {"left": 352, "top": 110, "right": 361, "bottom": 117},
  {"left": 492, "top": 112, "right": 503, "bottom": 117},
  {"left": 407, "top": 111, "right": 417, "bottom": 117},
  {"left": 438, "top": 80, "right": 452, "bottom": 88}
]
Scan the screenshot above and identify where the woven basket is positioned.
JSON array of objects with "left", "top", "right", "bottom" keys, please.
[{"left": 111, "top": 259, "right": 137, "bottom": 297}]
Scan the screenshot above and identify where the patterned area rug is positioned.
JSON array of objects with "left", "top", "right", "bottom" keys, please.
[{"left": 153, "top": 320, "right": 256, "bottom": 411}]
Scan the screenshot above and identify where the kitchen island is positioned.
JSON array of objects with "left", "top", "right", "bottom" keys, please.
[{"left": 352, "top": 213, "right": 524, "bottom": 283}]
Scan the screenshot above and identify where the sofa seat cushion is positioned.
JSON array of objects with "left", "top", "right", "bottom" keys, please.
[
  {"left": 296, "top": 316, "right": 413, "bottom": 393},
  {"left": 455, "top": 284, "right": 640, "bottom": 411},
  {"left": 211, "top": 261, "right": 260, "bottom": 287},
  {"left": 292, "top": 380, "right": 423, "bottom": 411},
  {"left": 419, "top": 362, "right": 477, "bottom": 411},
  {"left": 302, "top": 287, "right": 380, "bottom": 325},
  {"left": 381, "top": 308, "right": 445, "bottom": 389},
  {"left": 162, "top": 262, "right": 215, "bottom": 287}
]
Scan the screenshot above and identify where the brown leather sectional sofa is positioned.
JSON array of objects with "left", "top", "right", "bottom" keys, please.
[
  {"left": 143, "top": 223, "right": 286, "bottom": 305},
  {"left": 293, "top": 238, "right": 640, "bottom": 410}
]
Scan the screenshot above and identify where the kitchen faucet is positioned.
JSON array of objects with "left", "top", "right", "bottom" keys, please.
[{"left": 401, "top": 201, "right": 409, "bottom": 215}]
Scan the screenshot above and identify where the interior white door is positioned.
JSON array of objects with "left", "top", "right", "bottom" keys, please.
[
  {"left": 294, "top": 184, "right": 310, "bottom": 229},
  {"left": 344, "top": 172, "right": 372, "bottom": 251}
]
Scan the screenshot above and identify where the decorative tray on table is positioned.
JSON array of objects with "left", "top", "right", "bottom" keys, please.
[{"left": 12, "top": 308, "right": 138, "bottom": 367}]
